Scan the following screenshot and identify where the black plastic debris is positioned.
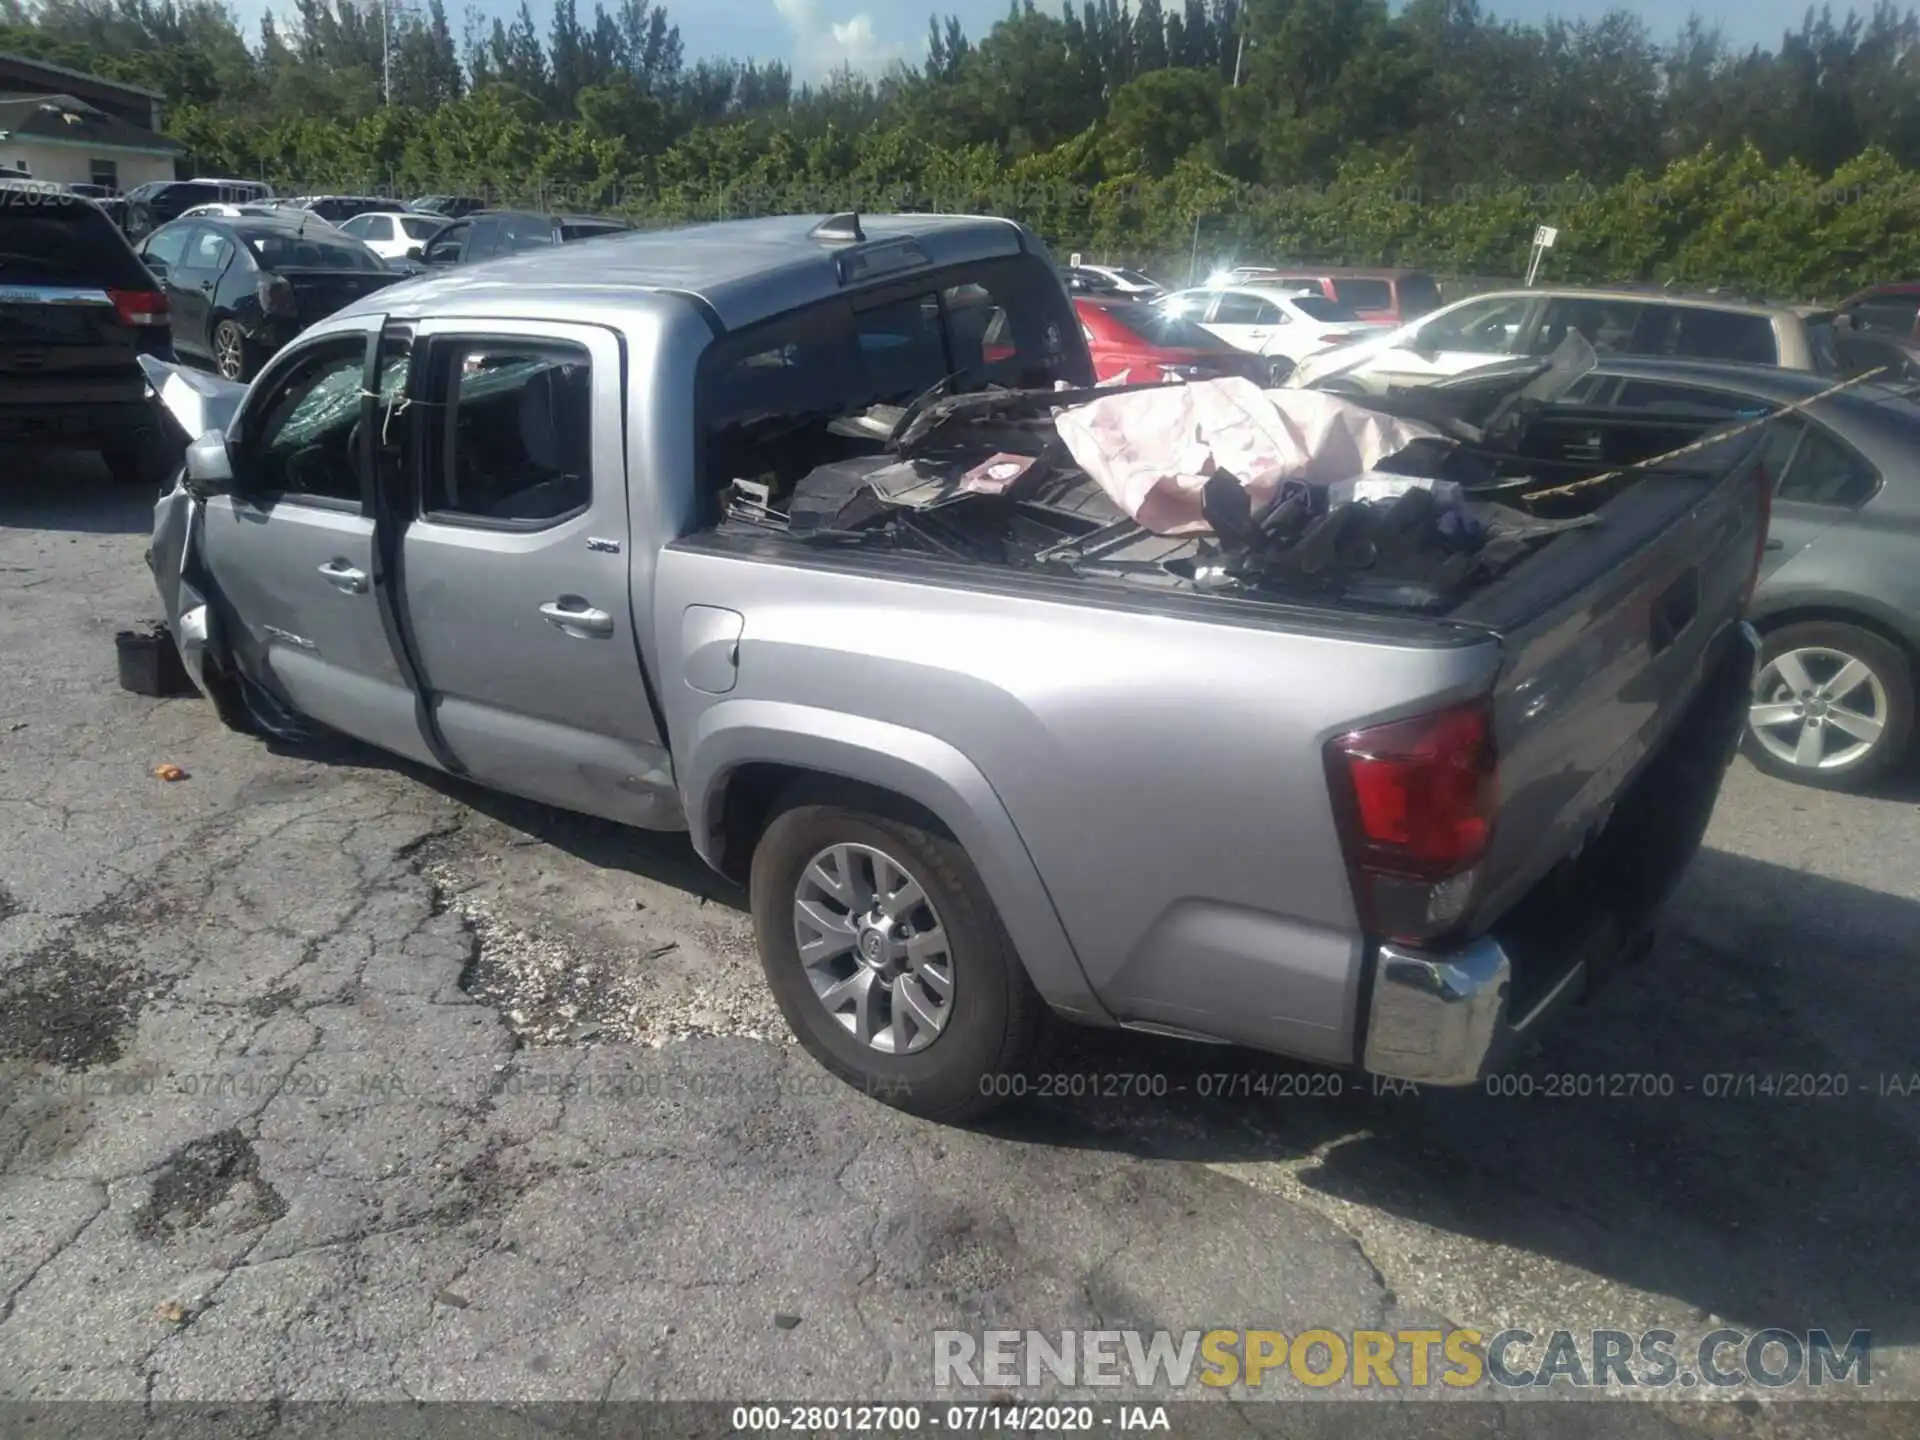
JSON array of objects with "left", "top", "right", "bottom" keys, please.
[{"left": 115, "top": 622, "right": 194, "bottom": 698}]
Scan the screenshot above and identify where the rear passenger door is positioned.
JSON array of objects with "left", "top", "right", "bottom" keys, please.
[
  {"left": 393, "top": 319, "right": 677, "bottom": 827},
  {"left": 1205, "top": 292, "right": 1282, "bottom": 353},
  {"left": 1752, "top": 417, "right": 1881, "bottom": 584}
]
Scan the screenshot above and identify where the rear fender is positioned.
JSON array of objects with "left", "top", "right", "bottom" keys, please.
[{"left": 683, "top": 699, "right": 1108, "bottom": 1023}]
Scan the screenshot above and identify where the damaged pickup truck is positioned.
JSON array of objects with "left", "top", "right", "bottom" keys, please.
[{"left": 145, "top": 213, "right": 1766, "bottom": 1120}]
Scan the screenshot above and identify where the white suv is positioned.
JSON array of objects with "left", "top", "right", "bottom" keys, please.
[{"left": 1292, "top": 287, "right": 1835, "bottom": 390}]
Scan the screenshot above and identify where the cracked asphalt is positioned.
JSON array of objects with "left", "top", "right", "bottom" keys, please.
[{"left": 1, "top": 455, "right": 1916, "bottom": 1437}]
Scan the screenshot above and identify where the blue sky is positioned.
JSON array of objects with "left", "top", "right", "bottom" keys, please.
[{"left": 240, "top": 0, "right": 1855, "bottom": 79}]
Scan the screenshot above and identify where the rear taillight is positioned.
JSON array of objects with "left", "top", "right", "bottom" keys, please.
[
  {"left": 107, "top": 289, "right": 168, "bottom": 327},
  {"left": 1326, "top": 698, "right": 1497, "bottom": 944},
  {"left": 1742, "top": 461, "right": 1772, "bottom": 608},
  {"left": 257, "top": 273, "right": 297, "bottom": 316}
]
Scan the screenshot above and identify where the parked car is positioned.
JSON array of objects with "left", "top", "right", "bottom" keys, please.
[
  {"left": 409, "top": 194, "right": 488, "bottom": 219},
  {"left": 415, "top": 209, "right": 631, "bottom": 269},
  {"left": 177, "top": 203, "right": 300, "bottom": 222},
  {"left": 0, "top": 185, "right": 175, "bottom": 484},
  {"left": 1826, "top": 320, "right": 1920, "bottom": 386},
  {"left": 134, "top": 212, "right": 398, "bottom": 381},
  {"left": 143, "top": 212, "right": 1765, "bottom": 1120},
  {"left": 124, "top": 181, "right": 273, "bottom": 240},
  {"left": 1497, "top": 357, "right": 1918, "bottom": 788},
  {"left": 1292, "top": 287, "right": 1835, "bottom": 392},
  {"left": 281, "top": 195, "right": 393, "bottom": 225},
  {"left": 335, "top": 210, "right": 448, "bottom": 262},
  {"left": 63, "top": 183, "right": 126, "bottom": 229},
  {"left": 187, "top": 177, "right": 274, "bottom": 200},
  {"left": 1074, "top": 295, "right": 1274, "bottom": 384},
  {"left": 1070, "top": 263, "right": 1164, "bottom": 300},
  {"left": 1157, "top": 284, "right": 1392, "bottom": 365},
  {"left": 1229, "top": 267, "right": 1443, "bottom": 326},
  {"left": 1828, "top": 282, "right": 1920, "bottom": 340}
]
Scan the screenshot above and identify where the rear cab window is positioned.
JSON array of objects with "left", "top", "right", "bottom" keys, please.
[{"left": 695, "top": 253, "right": 1088, "bottom": 518}]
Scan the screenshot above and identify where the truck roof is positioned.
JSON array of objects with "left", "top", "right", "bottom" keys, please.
[{"left": 333, "top": 212, "right": 1031, "bottom": 334}]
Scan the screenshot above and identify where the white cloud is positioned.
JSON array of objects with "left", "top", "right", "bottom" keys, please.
[{"left": 772, "top": 0, "right": 906, "bottom": 78}]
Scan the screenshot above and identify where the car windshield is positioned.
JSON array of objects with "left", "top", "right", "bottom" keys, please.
[
  {"left": 1104, "top": 303, "right": 1231, "bottom": 351},
  {"left": 240, "top": 231, "right": 383, "bottom": 271},
  {"left": 1291, "top": 296, "right": 1364, "bottom": 323}
]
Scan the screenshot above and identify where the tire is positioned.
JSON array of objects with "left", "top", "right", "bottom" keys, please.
[
  {"left": 1741, "top": 621, "right": 1914, "bottom": 789},
  {"left": 211, "top": 320, "right": 260, "bottom": 382},
  {"left": 100, "top": 433, "right": 176, "bottom": 488},
  {"left": 749, "top": 803, "right": 1046, "bottom": 1122}
]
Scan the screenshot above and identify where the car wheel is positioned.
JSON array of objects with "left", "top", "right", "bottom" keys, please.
[
  {"left": 212, "top": 320, "right": 258, "bottom": 382},
  {"left": 749, "top": 803, "right": 1045, "bottom": 1121},
  {"left": 100, "top": 434, "right": 176, "bottom": 488},
  {"left": 1742, "top": 622, "right": 1914, "bottom": 789}
]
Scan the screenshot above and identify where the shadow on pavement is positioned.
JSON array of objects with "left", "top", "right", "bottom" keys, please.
[
  {"left": 269, "top": 727, "right": 750, "bottom": 912},
  {"left": 986, "top": 847, "right": 1920, "bottom": 1350},
  {"left": 0, "top": 448, "right": 158, "bottom": 536}
]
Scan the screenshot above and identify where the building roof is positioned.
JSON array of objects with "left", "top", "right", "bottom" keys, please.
[
  {"left": 336, "top": 212, "right": 1031, "bottom": 333},
  {"left": 0, "top": 52, "right": 162, "bottom": 100},
  {"left": 0, "top": 93, "right": 183, "bottom": 154}
]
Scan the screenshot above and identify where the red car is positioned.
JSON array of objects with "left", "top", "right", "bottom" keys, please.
[{"left": 1073, "top": 296, "right": 1279, "bottom": 385}]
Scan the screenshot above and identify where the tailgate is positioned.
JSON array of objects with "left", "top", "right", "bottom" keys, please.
[{"left": 1451, "top": 436, "right": 1766, "bottom": 935}]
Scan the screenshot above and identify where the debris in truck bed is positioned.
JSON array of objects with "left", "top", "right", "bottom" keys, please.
[{"left": 714, "top": 351, "right": 1624, "bottom": 614}]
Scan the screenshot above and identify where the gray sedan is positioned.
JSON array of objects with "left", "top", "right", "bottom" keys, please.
[{"left": 1539, "top": 358, "right": 1920, "bottom": 788}]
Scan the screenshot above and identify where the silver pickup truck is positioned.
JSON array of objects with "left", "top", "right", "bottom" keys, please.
[{"left": 144, "top": 213, "right": 1766, "bottom": 1120}]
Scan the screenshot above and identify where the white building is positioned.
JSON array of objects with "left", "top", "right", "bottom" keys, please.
[{"left": 0, "top": 53, "right": 181, "bottom": 192}]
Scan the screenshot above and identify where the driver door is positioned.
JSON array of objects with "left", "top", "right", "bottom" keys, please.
[{"left": 196, "top": 324, "right": 435, "bottom": 764}]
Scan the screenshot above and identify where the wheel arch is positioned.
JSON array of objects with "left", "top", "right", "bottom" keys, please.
[
  {"left": 683, "top": 701, "right": 1108, "bottom": 1023},
  {"left": 1748, "top": 602, "right": 1919, "bottom": 688}
]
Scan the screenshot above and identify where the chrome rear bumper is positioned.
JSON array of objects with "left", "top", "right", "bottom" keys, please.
[{"left": 1361, "top": 937, "right": 1593, "bottom": 1086}]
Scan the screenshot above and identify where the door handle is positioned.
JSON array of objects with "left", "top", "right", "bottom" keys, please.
[
  {"left": 318, "top": 560, "right": 367, "bottom": 593},
  {"left": 539, "top": 598, "right": 614, "bottom": 638}
]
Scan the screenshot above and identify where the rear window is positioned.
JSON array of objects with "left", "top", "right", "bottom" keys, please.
[
  {"left": 700, "top": 255, "right": 1089, "bottom": 431},
  {"left": 1333, "top": 278, "right": 1393, "bottom": 311},
  {"left": 1102, "top": 303, "right": 1231, "bottom": 351},
  {"left": 1291, "top": 295, "right": 1362, "bottom": 323},
  {"left": 560, "top": 222, "right": 626, "bottom": 243},
  {"left": 241, "top": 231, "right": 384, "bottom": 272},
  {"left": 0, "top": 193, "right": 149, "bottom": 287},
  {"left": 1113, "top": 269, "right": 1155, "bottom": 287}
]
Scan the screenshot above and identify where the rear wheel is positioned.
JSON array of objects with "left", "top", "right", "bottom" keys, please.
[
  {"left": 749, "top": 802, "right": 1045, "bottom": 1122},
  {"left": 1742, "top": 621, "right": 1913, "bottom": 789},
  {"left": 211, "top": 320, "right": 260, "bottom": 382}
]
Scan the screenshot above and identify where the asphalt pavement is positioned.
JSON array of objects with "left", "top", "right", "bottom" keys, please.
[{"left": 1, "top": 453, "right": 1915, "bottom": 1438}]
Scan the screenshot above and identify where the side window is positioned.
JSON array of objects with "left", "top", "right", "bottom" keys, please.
[
  {"left": 362, "top": 216, "right": 393, "bottom": 242},
  {"left": 186, "top": 227, "right": 234, "bottom": 272},
  {"left": 1776, "top": 423, "right": 1879, "bottom": 507},
  {"left": 241, "top": 338, "right": 371, "bottom": 507},
  {"left": 500, "top": 213, "right": 556, "bottom": 252},
  {"left": 1419, "top": 297, "right": 1532, "bottom": 355},
  {"left": 465, "top": 217, "right": 503, "bottom": 262},
  {"left": 1636, "top": 307, "right": 1779, "bottom": 366},
  {"left": 424, "top": 221, "right": 469, "bottom": 264},
  {"left": 1611, "top": 381, "right": 1767, "bottom": 419},
  {"left": 1533, "top": 299, "right": 1646, "bottom": 356},
  {"left": 424, "top": 340, "right": 592, "bottom": 525},
  {"left": 141, "top": 226, "right": 190, "bottom": 271},
  {"left": 1212, "top": 293, "right": 1270, "bottom": 325},
  {"left": 1161, "top": 291, "right": 1209, "bottom": 319},
  {"left": 1847, "top": 296, "right": 1920, "bottom": 336}
]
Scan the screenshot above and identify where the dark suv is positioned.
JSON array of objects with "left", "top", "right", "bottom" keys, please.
[
  {"left": 123, "top": 181, "right": 262, "bottom": 240},
  {"left": 1, "top": 187, "right": 176, "bottom": 484}
]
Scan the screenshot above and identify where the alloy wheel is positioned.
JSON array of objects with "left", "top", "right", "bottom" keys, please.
[
  {"left": 1749, "top": 645, "right": 1889, "bottom": 772},
  {"left": 791, "top": 842, "right": 954, "bottom": 1055},
  {"left": 214, "top": 326, "right": 245, "bottom": 380}
]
